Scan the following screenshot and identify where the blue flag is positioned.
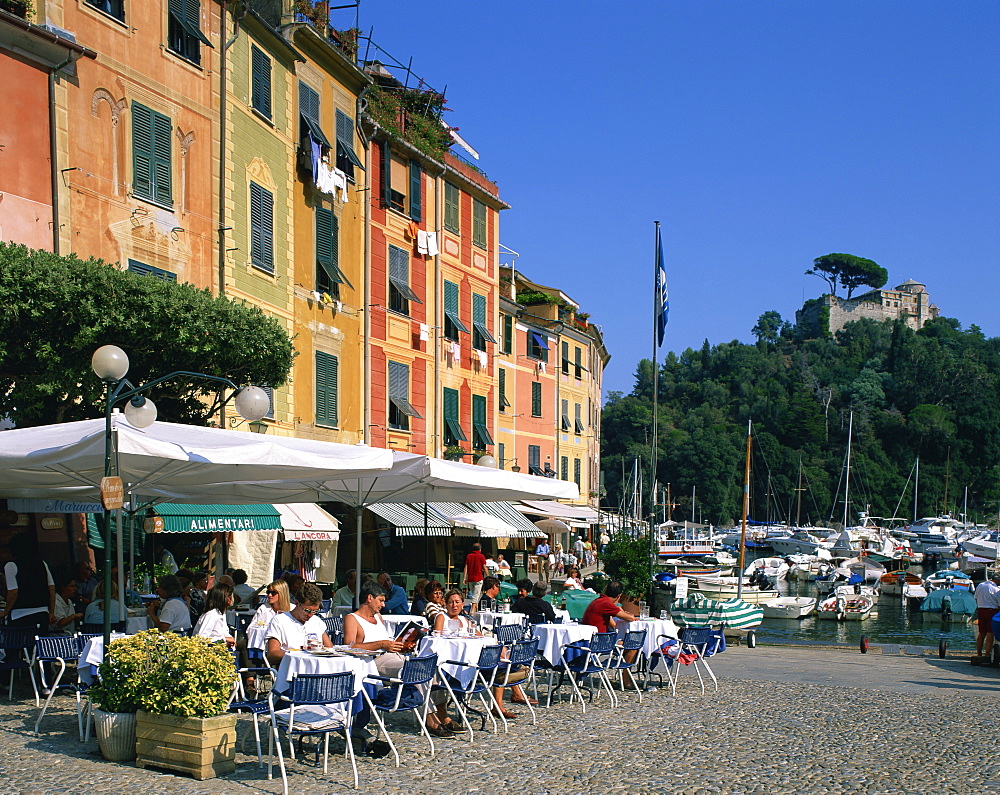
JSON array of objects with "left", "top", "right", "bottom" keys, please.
[{"left": 655, "top": 230, "right": 669, "bottom": 347}]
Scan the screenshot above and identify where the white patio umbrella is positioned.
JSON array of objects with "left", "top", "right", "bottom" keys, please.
[{"left": 440, "top": 511, "right": 525, "bottom": 538}]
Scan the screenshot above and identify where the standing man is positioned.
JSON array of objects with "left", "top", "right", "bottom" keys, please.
[
  {"left": 573, "top": 536, "right": 586, "bottom": 567},
  {"left": 376, "top": 572, "right": 409, "bottom": 615},
  {"left": 463, "top": 543, "right": 487, "bottom": 603},
  {"left": 974, "top": 573, "right": 1000, "bottom": 661},
  {"left": 535, "top": 538, "right": 551, "bottom": 583},
  {"left": 600, "top": 531, "right": 610, "bottom": 555}
]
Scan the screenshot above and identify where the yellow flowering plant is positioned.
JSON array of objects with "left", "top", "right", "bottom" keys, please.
[{"left": 90, "top": 630, "right": 235, "bottom": 718}]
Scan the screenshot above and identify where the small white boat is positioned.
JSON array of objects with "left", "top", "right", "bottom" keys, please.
[
  {"left": 761, "top": 596, "right": 816, "bottom": 619},
  {"left": 842, "top": 555, "right": 886, "bottom": 583},
  {"left": 817, "top": 585, "right": 877, "bottom": 621},
  {"left": 743, "top": 557, "right": 790, "bottom": 582},
  {"left": 686, "top": 576, "right": 779, "bottom": 604},
  {"left": 878, "top": 570, "right": 923, "bottom": 596}
]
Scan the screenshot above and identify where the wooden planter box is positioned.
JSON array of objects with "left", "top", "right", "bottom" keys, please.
[{"left": 135, "top": 710, "right": 237, "bottom": 780}]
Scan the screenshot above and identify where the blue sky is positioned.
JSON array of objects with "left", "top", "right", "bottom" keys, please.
[{"left": 351, "top": 1, "right": 1000, "bottom": 396}]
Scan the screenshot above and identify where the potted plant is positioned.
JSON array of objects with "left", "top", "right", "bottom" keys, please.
[
  {"left": 601, "top": 531, "right": 653, "bottom": 613},
  {"left": 88, "top": 634, "right": 148, "bottom": 761},
  {"left": 443, "top": 445, "right": 468, "bottom": 461},
  {"left": 132, "top": 631, "right": 238, "bottom": 780}
]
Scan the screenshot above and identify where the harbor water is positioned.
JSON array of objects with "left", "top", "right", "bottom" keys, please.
[{"left": 753, "top": 558, "right": 978, "bottom": 651}]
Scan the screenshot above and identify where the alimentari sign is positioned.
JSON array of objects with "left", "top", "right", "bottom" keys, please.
[{"left": 186, "top": 516, "right": 267, "bottom": 531}]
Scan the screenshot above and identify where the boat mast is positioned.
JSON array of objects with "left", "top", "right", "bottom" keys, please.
[
  {"left": 913, "top": 456, "right": 919, "bottom": 522},
  {"left": 795, "top": 456, "right": 804, "bottom": 527},
  {"left": 737, "top": 420, "right": 752, "bottom": 600},
  {"left": 943, "top": 447, "right": 951, "bottom": 514},
  {"left": 842, "top": 411, "right": 854, "bottom": 529}
]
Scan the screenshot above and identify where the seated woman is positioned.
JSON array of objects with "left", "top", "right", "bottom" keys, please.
[
  {"left": 422, "top": 580, "right": 447, "bottom": 625},
  {"left": 84, "top": 581, "right": 123, "bottom": 629},
  {"left": 410, "top": 578, "right": 429, "bottom": 616},
  {"left": 563, "top": 567, "right": 584, "bottom": 590},
  {"left": 193, "top": 582, "right": 236, "bottom": 647},
  {"left": 51, "top": 574, "right": 83, "bottom": 635},
  {"left": 251, "top": 579, "right": 290, "bottom": 631},
  {"left": 433, "top": 589, "right": 479, "bottom": 635},
  {"left": 496, "top": 554, "right": 513, "bottom": 580},
  {"left": 146, "top": 574, "right": 193, "bottom": 633}
]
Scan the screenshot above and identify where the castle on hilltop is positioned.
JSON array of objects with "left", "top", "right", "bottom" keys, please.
[{"left": 796, "top": 279, "right": 939, "bottom": 337}]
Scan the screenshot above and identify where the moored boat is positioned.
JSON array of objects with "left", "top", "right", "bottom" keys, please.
[
  {"left": 817, "top": 585, "right": 877, "bottom": 621},
  {"left": 920, "top": 587, "right": 977, "bottom": 624},
  {"left": 761, "top": 596, "right": 816, "bottom": 619},
  {"left": 879, "top": 570, "right": 923, "bottom": 596}
]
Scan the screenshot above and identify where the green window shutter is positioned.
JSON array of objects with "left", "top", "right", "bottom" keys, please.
[
  {"left": 443, "top": 280, "right": 468, "bottom": 337},
  {"left": 132, "top": 103, "right": 153, "bottom": 200},
  {"left": 127, "top": 259, "right": 177, "bottom": 282},
  {"left": 498, "top": 367, "right": 510, "bottom": 410},
  {"left": 561, "top": 456, "right": 569, "bottom": 481},
  {"left": 183, "top": 0, "right": 212, "bottom": 45},
  {"left": 574, "top": 458, "right": 581, "bottom": 487},
  {"left": 443, "top": 386, "right": 467, "bottom": 444},
  {"left": 379, "top": 140, "right": 392, "bottom": 209},
  {"left": 561, "top": 399, "right": 571, "bottom": 431},
  {"left": 531, "top": 381, "right": 542, "bottom": 416},
  {"left": 316, "top": 208, "right": 349, "bottom": 287},
  {"left": 250, "top": 181, "right": 274, "bottom": 273},
  {"left": 443, "top": 387, "right": 458, "bottom": 422},
  {"left": 575, "top": 346, "right": 583, "bottom": 378},
  {"left": 151, "top": 110, "right": 172, "bottom": 205},
  {"left": 472, "top": 199, "right": 487, "bottom": 248},
  {"left": 502, "top": 314, "right": 513, "bottom": 354},
  {"left": 409, "top": 160, "right": 422, "bottom": 222},
  {"left": 472, "top": 394, "right": 493, "bottom": 448},
  {"left": 251, "top": 45, "right": 272, "bottom": 119},
  {"left": 575, "top": 403, "right": 585, "bottom": 434},
  {"left": 444, "top": 182, "right": 460, "bottom": 233},
  {"left": 299, "top": 83, "right": 331, "bottom": 147},
  {"left": 316, "top": 352, "right": 338, "bottom": 427},
  {"left": 473, "top": 293, "right": 486, "bottom": 325},
  {"left": 562, "top": 341, "right": 570, "bottom": 374}
]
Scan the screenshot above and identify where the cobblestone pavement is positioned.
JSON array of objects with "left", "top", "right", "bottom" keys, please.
[{"left": 2, "top": 646, "right": 997, "bottom": 795}]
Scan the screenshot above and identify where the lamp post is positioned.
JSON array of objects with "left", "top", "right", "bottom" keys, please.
[{"left": 90, "top": 345, "right": 270, "bottom": 647}]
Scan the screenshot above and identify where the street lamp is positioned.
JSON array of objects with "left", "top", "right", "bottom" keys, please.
[{"left": 90, "top": 344, "right": 270, "bottom": 646}]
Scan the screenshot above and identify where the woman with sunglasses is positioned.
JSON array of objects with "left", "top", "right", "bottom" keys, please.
[
  {"left": 265, "top": 582, "right": 333, "bottom": 665},
  {"left": 422, "top": 580, "right": 447, "bottom": 625}
]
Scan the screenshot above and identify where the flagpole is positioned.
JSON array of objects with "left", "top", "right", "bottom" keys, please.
[{"left": 649, "top": 221, "right": 661, "bottom": 583}]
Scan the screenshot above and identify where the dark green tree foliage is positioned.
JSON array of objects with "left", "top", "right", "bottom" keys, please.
[
  {"left": 0, "top": 243, "right": 295, "bottom": 427},
  {"left": 806, "top": 253, "right": 888, "bottom": 299},
  {"left": 601, "top": 532, "right": 653, "bottom": 598},
  {"left": 602, "top": 315, "right": 1000, "bottom": 526}
]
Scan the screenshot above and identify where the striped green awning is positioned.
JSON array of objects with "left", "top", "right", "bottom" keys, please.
[
  {"left": 86, "top": 513, "right": 144, "bottom": 551},
  {"left": 87, "top": 504, "right": 282, "bottom": 549},
  {"left": 671, "top": 593, "right": 763, "bottom": 629}
]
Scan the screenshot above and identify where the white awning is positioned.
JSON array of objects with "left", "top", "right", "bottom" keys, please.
[
  {"left": 517, "top": 500, "right": 600, "bottom": 522},
  {"left": 277, "top": 503, "right": 340, "bottom": 541},
  {"left": 467, "top": 501, "right": 542, "bottom": 537},
  {"left": 367, "top": 503, "right": 452, "bottom": 534}
]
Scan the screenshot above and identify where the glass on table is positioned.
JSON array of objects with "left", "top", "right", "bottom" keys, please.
[{"left": 660, "top": 610, "right": 669, "bottom": 620}]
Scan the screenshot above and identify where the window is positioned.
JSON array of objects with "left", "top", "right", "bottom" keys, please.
[
  {"left": 527, "top": 330, "right": 549, "bottom": 362},
  {"left": 167, "top": 0, "right": 211, "bottom": 65},
  {"left": 498, "top": 368, "right": 510, "bottom": 412},
  {"left": 498, "top": 442, "right": 505, "bottom": 469},
  {"left": 561, "top": 399, "right": 571, "bottom": 432},
  {"left": 262, "top": 386, "right": 275, "bottom": 419},
  {"left": 472, "top": 199, "right": 487, "bottom": 248},
  {"left": 531, "top": 382, "right": 542, "bottom": 417},
  {"left": 501, "top": 314, "right": 513, "bottom": 355},
  {"left": 335, "top": 109, "right": 364, "bottom": 179},
  {"left": 560, "top": 456, "right": 569, "bottom": 481},
  {"left": 249, "top": 181, "right": 274, "bottom": 273},
  {"left": 443, "top": 280, "right": 468, "bottom": 341},
  {"left": 251, "top": 45, "right": 271, "bottom": 120},
  {"left": 444, "top": 182, "right": 460, "bottom": 233},
  {"left": 574, "top": 346, "right": 584, "bottom": 379},
  {"left": 132, "top": 103, "right": 172, "bottom": 206},
  {"left": 299, "top": 82, "right": 330, "bottom": 146},
  {"left": 408, "top": 160, "right": 422, "bottom": 222},
  {"left": 472, "top": 394, "right": 493, "bottom": 450},
  {"left": 316, "top": 351, "right": 338, "bottom": 427},
  {"left": 561, "top": 341, "right": 570, "bottom": 375},
  {"left": 388, "top": 361, "right": 422, "bottom": 431},
  {"left": 86, "top": 0, "right": 124, "bottom": 22},
  {"left": 127, "top": 259, "right": 177, "bottom": 282},
  {"left": 573, "top": 458, "right": 581, "bottom": 487},
  {"left": 528, "top": 445, "right": 542, "bottom": 476},
  {"left": 574, "top": 403, "right": 585, "bottom": 434},
  {"left": 388, "top": 245, "right": 420, "bottom": 315},
  {"left": 442, "top": 387, "right": 467, "bottom": 446},
  {"left": 316, "top": 208, "right": 351, "bottom": 294},
  {"left": 472, "top": 293, "right": 496, "bottom": 351},
  {"left": 384, "top": 151, "right": 408, "bottom": 212}
]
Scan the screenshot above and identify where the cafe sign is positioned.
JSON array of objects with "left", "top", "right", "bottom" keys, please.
[{"left": 100, "top": 476, "right": 124, "bottom": 510}]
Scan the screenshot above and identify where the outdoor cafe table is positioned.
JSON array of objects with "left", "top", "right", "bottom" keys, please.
[
  {"left": 245, "top": 612, "right": 274, "bottom": 652},
  {"left": 531, "top": 623, "right": 596, "bottom": 666},
  {"left": 77, "top": 632, "right": 127, "bottom": 684},
  {"left": 475, "top": 611, "right": 525, "bottom": 631},
  {"left": 274, "top": 649, "right": 378, "bottom": 696},
  {"left": 615, "top": 617, "right": 680, "bottom": 658},
  {"left": 416, "top": 634, "right": 495, "bottom": 688}
]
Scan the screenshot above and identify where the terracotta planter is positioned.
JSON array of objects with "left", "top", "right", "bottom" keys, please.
[
  {"left": 135, "top": 710, "right": 237, "bottom": 780},
  {"left": 92, "top": 708, "right": 137, "bottom": 762}
]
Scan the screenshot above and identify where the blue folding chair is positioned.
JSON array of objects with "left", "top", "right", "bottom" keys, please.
[
  {"left": 494, "top": 622, "right": 526, "bottom": 646},
  {"left": 432, "top": 643, "right": 503, "bottom": 741},
  {"left": 607, "top": 628, "right": 647, "bottom": 703},
  {"left": 0, "top": 628, "right": 38, "bottom": 702},
  {"left": 366, "top": 654, "right": 438, "bottom": 760},
  {"left": 33, "top": 635, "right": 89, "bottom": 738},
  {"left": 675, "top": 626, "right": 720, "bottom": 694},
  {"left": 228, "top": 650, "right": 277, "bottom": 766},
  {"left": 492, "top": 638, "right": 540, "bottom": 731},
  {"left": 267, "top": 671, "right": 359, "bottom": 792},
  {"left": 322, "top": 615, "right": 344, "bottom": 645},
  {"left": 557, "top": 630, "right": 618, "bottom": 713}
]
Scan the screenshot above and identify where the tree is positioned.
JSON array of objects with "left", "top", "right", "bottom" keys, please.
[
  {"left": 805, "top": 253, "right": 888, "bottom": 299},
  {"left": 0, "top": 243, "right": 295, "bottom": 427},
  {"left": 752, "top": 310, "right": 783, "bottom": 344}
]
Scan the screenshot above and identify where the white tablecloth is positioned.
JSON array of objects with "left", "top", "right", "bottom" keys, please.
[
  {"left": 416, "top": 635, "right": 495, "bottom": 687},
  {"left": 532, "top": 623, "right": 596, "bottom": 666},
  {"left": 126, "top": 615, "right": 151, "bottom": 634},
  {"left": 476, "top": 611, "right": 524, "bottom": 630},
  {"left": 274, "top": 650, "right": 378, "bottom": 696},
  {"left": 77, "top": 633, "right": 127, "bottom": 684},
  {"left": 381, "top": 614, "right": 429, "bottom": 636},
  {"left": 245, "top": 612, "right": 276, "bottom": 651},
  {"left": 615, "top": 618, "right": 679, "bottom": 658}
]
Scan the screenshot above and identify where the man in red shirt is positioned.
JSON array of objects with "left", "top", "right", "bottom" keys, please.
[
  {"left": 582, "top": 580, "right": 636, "bottom": 631},
  {"left": 463, "top": 543, "right": 488, "bottom": 602}
]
